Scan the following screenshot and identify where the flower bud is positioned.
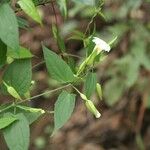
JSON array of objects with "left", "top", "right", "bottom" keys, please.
[
  {"left": 96, "top": 83, "right": 102, "bottom": 100},
  {"left": 85, "top": 100, "right": 101, "bottom": 118},
  {"left": 3, "top": 81, "right": 21, "bottom": 100}
]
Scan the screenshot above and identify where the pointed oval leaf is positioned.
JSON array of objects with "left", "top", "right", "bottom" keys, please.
[
  {"left": 43, "top": 46, "right": 75, "bottom": 83},
  {"left": 0, "top": 116, "right": 18, "bottom": 129},
  {"left": 52, "top": 24, "right": 66, "bottom": 53},
  {"left": 84, "top": 72, "right": 97, "bottom": 99},
  {"left": 0, "top": 3, "right": 19, "bottom": 51},
  {"left": 18, "top": 0, "right": 42, "bottom": 24},
  {"left": 2, "top": 59, "right": 32, "bottom": 95},
  {"left": 3, "top": 113, "right": 30, "bottom": 150},
  {"left": 53, "top": 91, "right": 76, "bottom": 134},
  {"left": 7, "top": 46, "right": 33, "bottom": 59}
]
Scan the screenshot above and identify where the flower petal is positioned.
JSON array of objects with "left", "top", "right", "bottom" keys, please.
[{"left": 92, "top": 37, "right": 111, "bottom": 52}]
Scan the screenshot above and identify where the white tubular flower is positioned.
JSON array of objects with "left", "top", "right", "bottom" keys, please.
[{"left": 92, "top": 37, "right": 111, "bottom": 53}]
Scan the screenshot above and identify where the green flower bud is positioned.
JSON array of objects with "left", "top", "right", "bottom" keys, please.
[
  {"left": 31, "top": 80, "right": 35, "bottom": 85},
  {"left": 96, "top": 83, "right": 102, "bottom": 100},
  {"left": 3, "top": 81, "right": 22, "bottom": 100},
  {"left": 85, "top": 100, "right": 101, "bottom": 118}
]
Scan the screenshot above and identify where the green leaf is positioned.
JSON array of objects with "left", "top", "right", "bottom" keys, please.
[
  {"left": 17, "top": 16, "right": 29, "bottom": 29},
  {"left": 86, "top": 36, "right": 95, "bottom": 56},
  {"left": 0, "top": 115, "right": 18, "bottom": 129},
  {"left": 3, "top": 113, "right": 30, "bottom": 150},
  {"left": 53, "top": 91, "right": 76, "bottom": 134},
  {"left": 18, "top": 0, "right": 42, "bottom": 24},
  {"left": 2, "top": 59, "right": 32, "bottom": 95},
  {"left": 7, "top": 46, "right": 33, "bottom": 59},
  {"left": 0, "top": 3, "right": 19, "bottom": 51},
  {"left": 0, "top": 39, "right": 7, "bottom": 68},
  {"left": 0, "top": 105, "right": 44, "bottom": 124},
  {"left": 52, "top": 24, "right": 66, "bottom": 53},
  {"left": 125, "top": 60, "right": 139, "bottom": 87},
  {"left": 16, "top": 105, "right": 45, "bottom": 124},
  {"left": 3, "top": 81, "right": 22, "bottom": 100},
  {"left": 104, "top": 78, "right": 125, "bottom": 106},
  {"left": 57, "top": 0, "right": 68, "bottom": 19},
  {"left": 84, "top": 72, "right": 97, "bottom": 99},
  {"left": 0, "top": 104, "right": 14, "bottom": 113},
  {"left": 43, "top": 46, "right": 75, "bottom": 83},
  {"left": 77, "top": 50, "right": 97, "bottom": 76}
]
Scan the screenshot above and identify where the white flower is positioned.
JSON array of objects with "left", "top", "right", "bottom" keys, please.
[{"left": 92, "top": 37, "right": 111, "bottom": 52}]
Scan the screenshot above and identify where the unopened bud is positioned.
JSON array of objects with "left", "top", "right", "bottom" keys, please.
[
  {"left": 3, "top": 81, "right": 21, "bottom": 100},
  {"left": 31, "top": 80, "right": 35, "bottom": 85},
  {"left": 85, "top": 100, "right": 101, "bottom": 118},
  {"left": 96, "top": 83, "right": 102, "bottom": 100}
]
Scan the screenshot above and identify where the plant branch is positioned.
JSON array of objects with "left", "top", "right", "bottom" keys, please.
[
  {"left": 62, "top": 53, "right": 82, "bottom": 59},
  {"left": 51, "top": 0, "right": 58, "bottom": 27},
  {"left": 32, "top": 61, "right": 45, "bottom": 70},
  {"left": 17, "top": 84, "right": 71, "bottom": 105}
]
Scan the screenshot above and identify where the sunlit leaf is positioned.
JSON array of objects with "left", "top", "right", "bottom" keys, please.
[
  {"left": 0, "top": 115, "right": 18, "bottom": 129},
  {"left": 18, "top": 0, "right": 42, "bottom": 24}
]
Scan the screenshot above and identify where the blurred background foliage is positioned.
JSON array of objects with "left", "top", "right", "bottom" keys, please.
[{"left": 64, "top": 0, "right": 150, "bottom": 107}]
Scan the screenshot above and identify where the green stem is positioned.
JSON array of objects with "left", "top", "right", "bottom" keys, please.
[
  {"left": 62, "top": 53, "right": 82, "bottom": 59},
  {"left": 76, "top": 50, "right": 97, "bottom": 76},
  {"left": 0, "top": 103, "right": 14, "bottom": 114},
  {"left": 17, "top": 84, "right": 71, "bottom": 105}
]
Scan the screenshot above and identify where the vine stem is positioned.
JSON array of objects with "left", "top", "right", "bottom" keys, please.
[
  {"left": 51, "top": 0, "right": 58, "bottom": 27},
  {"left": 62, "top": 53, "right": 82, "bottom": 59},
  {"left": 84, "top": 5, "right": 103, "bottom": 36},
  {"left": 135, "top": 92, "right": 148, "bottom": 134},
  {"left": 0, "top": 84, "right": 71, "bottom": 113},
  {"left": 32, "top": 61, "right": 45, "bottom": 70},
  {"left": 17, "top": 84, "right": 71, "bottom": 105}
]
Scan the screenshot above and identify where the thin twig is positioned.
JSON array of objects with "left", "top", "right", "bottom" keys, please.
[
  {"left": 17, "top": 84, "right": 71, "bottom": 105},
  {"left": 84, "top": 6, "right": 102, "bottom": 36},
  {"left": 32, "top": 61, "right": 45, "bottom": 70},
  {"left": 135, "top": 92, "right": 148, "bottom": 134},
  {"left": 62, "top": 53, "right": 82, "bottom": 59},
  {"left": 51, "top": 0, "right": 58, "bottom": 27}
]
